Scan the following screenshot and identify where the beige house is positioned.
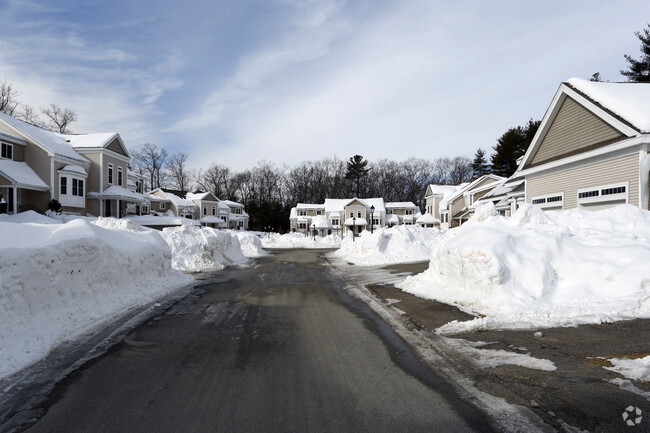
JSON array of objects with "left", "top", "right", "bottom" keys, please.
[
  {"left": 289, "top": 198, "right": 419, "bottom": 236},
  {"left": 423, "top": 184, "right": 463, "bottom": 224},
  {"left": 0, "top": 112, "right": 146, "bottom": 216},
  {"left": 516, "top": 78, "right": 650, "bottom": 211},
  {"left": 439, "top": 174, "right": 504, "bottom": 229}
]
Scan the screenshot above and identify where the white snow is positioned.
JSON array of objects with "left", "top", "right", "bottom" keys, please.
[
  {"left": 398, "top": 203, "right": 650, "bottom": 333},
  {"left": 0, "top": 217, "right": 193, "bottom": 380},
  {"left": 603, "top": 355, "right": 650, "bottom": 382},
  {"left": 159, "top": 225, "right": 250, "bottom": 272},
  {"left": 261, "top": 232, "right": 341, "bottom": 249},
  {"left": 446, "top": 338, "right": 557, "bottom": 371},
  {"left": 330, "top": 225, "right": 441, "bottom": 265}
]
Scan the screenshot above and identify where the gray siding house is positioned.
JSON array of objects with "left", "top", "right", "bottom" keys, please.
[{"left": 516, "top": 78, "right": 650, "bottom": 211}]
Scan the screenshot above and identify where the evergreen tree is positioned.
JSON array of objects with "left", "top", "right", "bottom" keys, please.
[
  {"left": 490, "top": 119, "right": 540, "bottom": 177},
  {"left": 471, "top": 148, "right": 490, "bottom": 179},
  {"left": 345, "top": 154, "right": 370, "bottom": 197},
  {"left": 620, "top": 23, "right": 650, "bottom": 82}
]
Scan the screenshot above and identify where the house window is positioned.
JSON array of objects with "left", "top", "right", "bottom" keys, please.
[
  {"left": 203, "top": 206, "right": 207, "bottom": 216},
  {"left": 299, "top": 210, "right": 307, "bottom": 216},
  {"left": 212, "top": 206, "right": 216, "bottom": 216},
  {"left": 357, "top": 211, "right": 362, "bottom": 218},
  {"left": 331, "top": 218, "right": 339, "bottom": 226},
  {"left": 117, "top": 167, "right": 123, "bottom": 186},
  {"left": 316, "top": 210, "right": 322, "bottom": 215},
  {"left": 531, "top": 193, "right": 564, "bottom": 210},
  {"left": 298, "top": 223, "right": 307, "bottom": 229},
  {"left": 372, "top": 218, "right": 380, "bottom": 225},
  {"left": 577, "top": 182, "right": 628, "bottom": 208},
  {"left": 60, "top": 177, "right": 67, "bottom": 195},
  {"left": 108, "top": 163, "right": 114, "bottom": 184},
  {"left": 1, "top": 143, "right": 12, "bottom": 160},
  {"left": 72, "top": 179, "right": 84, "bottom": 196},
  {"left": 160, "top": 202, "right": 166, "bottom": 210}
]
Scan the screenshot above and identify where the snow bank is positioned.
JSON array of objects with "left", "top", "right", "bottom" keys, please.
[
  {"left": 160, "top": 225, "right": 250, "bottom": 272},
  {"left": 330, "top": 225, "right": 442, "bottom": 265},
  {"left": 0, "top": 219, "right": 193, "bottom": 379},
  {"left": 233, "top": 231, "right": 267, "bottom": 257},
  {"left": 261, "top": 232, "right": 341, "bottom": 249},
  {"left": 398, "top": 204, "right": 650, "bottom": 332}
]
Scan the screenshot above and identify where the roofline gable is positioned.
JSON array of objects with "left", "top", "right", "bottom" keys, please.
[{"left": 517, "top": 82, "right": 639, "bottom": 173}]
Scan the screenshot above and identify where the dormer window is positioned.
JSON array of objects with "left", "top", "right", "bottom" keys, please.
[{"left": 1, "top": 143, "right": 12, "bottom": 160}]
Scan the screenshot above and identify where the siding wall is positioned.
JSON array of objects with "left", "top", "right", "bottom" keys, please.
[
  {"left": 107, "top": 138, "right": 128, "bottom": 156},
  {"left": 527, "top": 153, "right": 639, "bottom": 209},
  {"left": 529, "top": 97, "right": 624, "bottom": 167}
]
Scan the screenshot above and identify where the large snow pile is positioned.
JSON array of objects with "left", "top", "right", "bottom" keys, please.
[
  {"left": 0, "top": 210, "right": 61, "bottom": 224},
  {"left": 330, "top": 225, "right": 442, "bottom": 265},
  {"left": 233, "top": 231, "right": 267, "bottom": 257},
  {"left": 160, "top": 225, "right": 250, "bottom": 272},
  {"left": 261, "top": 232, "right": 341, "bottom": 249},
  {"left": 0, "top": 219, "right": 193, "bottom": 380},
  {"left": 398, "top": 203, "right": 650, "bottom": 333}
]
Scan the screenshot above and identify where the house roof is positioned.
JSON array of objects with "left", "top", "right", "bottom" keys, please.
[
  {"left": 187, "top": 191, "right": 218, "bottom": 202},
  {"left": 310, "top": 215, "right": 332, "bottom": 228},
  {"left": 441, "top": 175, "right": 503, "bottom": 207},
  {"left": 87, "top": 185, "right": 147, "bottom": 203},
  {"left": 565, "top": 78, "right": 650, "bottom": 133},
  {"left": 416, "top": 213, "right": 439, "bottom": 224},
  {"left": 385, "top": 201, "right": 417, "bottom": 209},
  {"left": 296, "top": 203, "right": 325, "bottom": 210},
  {"left": 0, "top": 112, "right": 88, "bottom": 164},
  {"left": 425, "top": 184, "right": 460, "bottom": 197},
  {"left": 0, "top": 159, "right": 50, "bottom": 191},
  {"left": 221, "top": 199, "right": 244, "bottom": 208}
]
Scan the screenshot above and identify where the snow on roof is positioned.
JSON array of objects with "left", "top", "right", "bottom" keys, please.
[
  {"left": 344, "top": 217, "right": 367, "bottom": 226},
  {"left": 165, "top": 192, "right": 196, "bottom": 208},
  {"left": 0, "top": 130, "right": 28, "bottom": 145},
  {"left": 0, "top": 159, "right": 50, "bottom": 190},
  {"left": 386, "top": 214, "right": 400, "bottom": 224},
  {"left": 310, "top": 215, "right": 332, "bottom": 228},
  {"left": 58, "top": 165, "right": 87, "bottom": 176},
  {"left": 64, "top": 133, "right": 118, "bottom": 149},
  {"left": 426, "top": 184, "right": 460, "bottom": 196},
  {"left": 385, "top": 201, "right": 417, "bottom": 209},
  {"left": 361, "top": 198, "right": 385, "bottom": 213},
  {"left": 144, "top": 192, "right": 169, "bottom": 202},
  {"left": 296, "top": 203, "right": 325, "bottom": 209},
  {"left": 88, "top": 185, "right": 147, "bottom": 202},
  {"left": 0, "top": 112, "right": 88, "bottom": 163},
  {"left": 186, "top": 192, "right": 217, "bottom": 201},
  {"left": 566, "top": 77, "right": 650, "bottom": 133},
  {"left": 324, "top": 198, "right": 350, "bottom": 212},
  {"left": 200, "top": 215, "right": 226, "bottom": 226},
  {"left": 416, "top": 213, "right": 439, "bottom": 224},
  {"left": 221, "top": 199, "right": 244, "bottom": 207}
]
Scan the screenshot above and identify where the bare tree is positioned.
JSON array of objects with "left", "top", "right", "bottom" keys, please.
[
  {"left": 448, "top": 156, "right": 473, "bottom": 185},
  {"left": 131, "top": 143, "right": 169, "bottom": 190},
  {"left": 0, "top": 78, "right": 19, "bottom": 116},
  {"left": 16, "top": 104, "right": 44, "bottom": 127},
  {"left": 167, "top": 152, "right": 193, "bottom": 192},
  {"left": 41, "top": 103, "right": 77, "bottom": 134}
]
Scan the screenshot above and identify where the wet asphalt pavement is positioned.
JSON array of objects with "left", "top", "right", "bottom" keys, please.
[{"left": 11, "top": 249, "right": 493, "bottom": 433}]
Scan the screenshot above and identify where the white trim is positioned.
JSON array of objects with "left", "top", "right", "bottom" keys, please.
[
  {"left": 577, "top": 181, "right": 628, "bottom": 207},
  {"left": 530, "top": 192, "right": 564, "bottom": 210}
]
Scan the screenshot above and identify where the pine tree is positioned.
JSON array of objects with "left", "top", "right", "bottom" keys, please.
[
  {"left": 620, "top": 23, "right": 650, "bottom": 82},
  {"left": 471, "top": 148, "right": 490, "bottom": 179},
  {"left": 345, "top": 154, "right": 370, "bottom": 197},
  {"left": 490, "top": 119, "right": 540, "bottom": 177}
]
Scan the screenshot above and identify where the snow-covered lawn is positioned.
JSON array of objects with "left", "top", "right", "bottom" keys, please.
[
  {"left": 0, "top": 213, "right": 265, "bottom": 380},
  {"left": 330, "top": 225, "right": 441, "bottom": 265},
  {"left": 397, "top": 203, "right": 650, "bottom": 333}
]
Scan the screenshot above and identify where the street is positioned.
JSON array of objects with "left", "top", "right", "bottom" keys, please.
[{"left": 15, "top": 249, "right": 493, "bottom": 433}]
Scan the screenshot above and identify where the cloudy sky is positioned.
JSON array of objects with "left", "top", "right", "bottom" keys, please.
[{"left": 0, "top": 0, "right": 648, "bottom": 171}]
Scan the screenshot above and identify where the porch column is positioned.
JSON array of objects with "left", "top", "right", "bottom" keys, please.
[
  {"left": 117, "top": 199, "right": 121, "bottom": 218},
  {"left": 12, "top": 187, "right": 18, "bottom": 214}
]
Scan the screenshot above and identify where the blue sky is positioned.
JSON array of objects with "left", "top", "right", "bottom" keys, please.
[{"left": 0, "top": 0, "right": 648, "bottom": 171}]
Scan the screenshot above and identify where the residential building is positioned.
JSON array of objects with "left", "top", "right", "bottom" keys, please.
[
  {"left": 515, "top": 78, "right": 650, "bottom": 211},
  {"left": 289, "top": 197, "right": 419, "bottom": 236},
  {"left": 0, "top": 111, "right": 146, "bottom": 216},
  {"left": 439, "top": 174, "right": 504, "bottom": 229}
]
